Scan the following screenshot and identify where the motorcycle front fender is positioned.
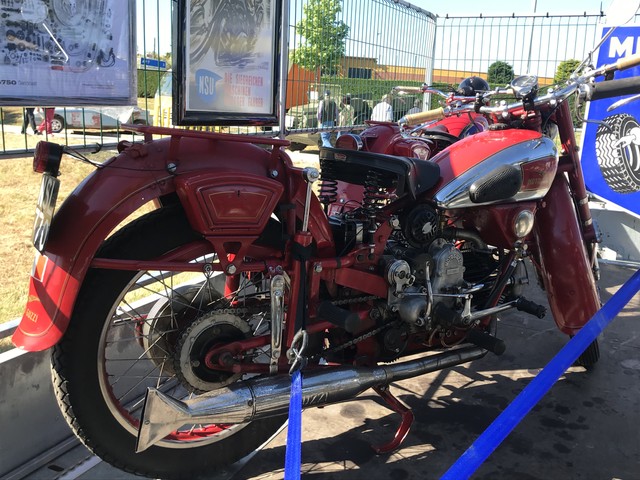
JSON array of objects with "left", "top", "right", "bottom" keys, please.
[
  {"left": 13, "top": 136, "right": 331, "bottom": 351},
  {"left": 533, "top": 175, "right": 600, "bottom": 335}
]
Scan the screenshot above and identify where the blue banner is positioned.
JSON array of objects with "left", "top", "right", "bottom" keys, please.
[{"left": 581, "top": 25, "right": 640, "bottom": 216}]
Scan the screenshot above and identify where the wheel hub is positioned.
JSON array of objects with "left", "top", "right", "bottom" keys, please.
[
  {"left": 141, "top": 284, "right": 222, "bottom": 376},
  {"left": 174, "top": 312, "right": 250, "bottom": 393}
]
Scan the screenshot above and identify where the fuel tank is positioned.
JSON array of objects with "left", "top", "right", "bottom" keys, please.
[{"left": 429, "top": 129, "right": 558, "bottom": 209}]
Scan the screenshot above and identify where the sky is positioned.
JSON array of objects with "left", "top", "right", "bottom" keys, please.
[{"left": 412, "top": 0, "right": 614, "bottom": 17}]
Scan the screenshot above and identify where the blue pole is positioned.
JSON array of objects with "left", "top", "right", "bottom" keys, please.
[{"left": 441, "top": 269, "right": 640, "bottom": 480}]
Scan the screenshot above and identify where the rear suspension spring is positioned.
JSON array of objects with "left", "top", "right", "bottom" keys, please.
[
  {"left": 318, "top": 159, "right": 338, "bottom": 206},
  {"left": 363, "top": 169, "right": 388, "bottom": 245}
]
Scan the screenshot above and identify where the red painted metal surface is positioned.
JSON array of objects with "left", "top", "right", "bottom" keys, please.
[
  {"left": 430, "top": 129, "right": 542, "bottom": 190},
  {"left": 176, "top": 172, "right": 284, "bottom": 235},
  {"left": 12, "top": 135, "right": 328, "bottom": 351},
  {"left": 462, "top": 202, "right": 538, "bottom": 249},
  {"left": 533, "top": 176, "right": 600, "bottom": 334},
  {"left": 371, "top": 385, "right": 415, "bottom": 454}
]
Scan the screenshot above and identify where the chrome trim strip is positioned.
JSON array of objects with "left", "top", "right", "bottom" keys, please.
[{"left": 434, "top": 137, "right": 557, "bottom": 209}]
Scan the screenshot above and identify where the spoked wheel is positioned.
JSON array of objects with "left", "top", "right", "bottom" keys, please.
[{"left": 51, "top": 206, "right": 285, "bottom": 479}]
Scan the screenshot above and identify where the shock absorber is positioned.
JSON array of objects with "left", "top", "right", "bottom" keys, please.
[
  {"left": 362, "top": 169, "right": 387, "bottom": 246},
  {"left": 318, "top": 158, "right": 338, "bottom": 208}
]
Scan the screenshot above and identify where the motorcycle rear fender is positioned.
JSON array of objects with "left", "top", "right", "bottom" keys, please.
[
  {"left": 533, "top": 175, "right": 600, "bottom": 335},
  {"left": 13, "top": 137, "right": 332, "bottom": 352}
]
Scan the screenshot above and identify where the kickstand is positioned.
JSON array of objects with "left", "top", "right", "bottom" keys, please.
[{"left": 371, "top": 385, "right": 415, "bottom": 454}]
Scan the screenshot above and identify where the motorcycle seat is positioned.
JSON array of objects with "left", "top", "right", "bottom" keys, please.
[{"left": 320, "top": 147, "right": 441, "bottom": 199}]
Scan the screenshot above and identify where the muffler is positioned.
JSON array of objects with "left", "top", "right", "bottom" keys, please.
[{"left": 136, "top": 345, "right": 485, "bottom": 452}]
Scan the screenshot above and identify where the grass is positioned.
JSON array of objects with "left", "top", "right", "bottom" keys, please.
[{"left": 0, "top": 150, "right": 107, "bottom": 327}]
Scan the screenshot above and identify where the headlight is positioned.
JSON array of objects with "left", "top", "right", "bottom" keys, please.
[
  {"left": 334, "top": 134, "right": 363, "bottom": 150},
  {"left": 514, "top": 210, "right": 535, "bottom": 238}
]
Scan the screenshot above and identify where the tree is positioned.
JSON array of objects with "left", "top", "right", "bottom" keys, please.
[
  {"left": 487, "top": 61, "right": 514, "bottom": 85},
  {"left": 554, "top": 59, "right": 581, "bottom": 83},
  {"left": 291, "top": 0, "right": 349, "bottom": 76}
]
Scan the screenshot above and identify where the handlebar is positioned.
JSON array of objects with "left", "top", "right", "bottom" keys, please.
[
  {"left": 402, "top": 107, "right": 445, "bottom": 126},
  {"left": 392, "top": 84, "right": 477, "bottom": 104},
  {"left": 588, "top": 76, "right": 640, "bottom": 101},
  {"left": 615, "top": 53, "right": 640, "bottom": 71},
  {"left": 393, "top": 86, "right": 423, "bottom": 94},
  {"left": 397, "top": 53, "right": 640, "bottom": 127}
]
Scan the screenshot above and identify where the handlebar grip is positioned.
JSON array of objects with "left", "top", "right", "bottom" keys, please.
[
  {"left": 393, "top": 86, "right": 423, "bottom": 93},
  {"left": 401, "top": 107, "right": 445, "bottom": 126},
  {"left": 589, "top": 77, "right": 640, "bottom": 101},
  {"left": 616, "top": 53, "right": 640, "bottom": 71}
]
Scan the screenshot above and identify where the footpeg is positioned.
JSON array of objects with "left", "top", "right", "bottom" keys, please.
[
  {"left": 466, "top": 328, "right": 506, "bottom": 356},
  {"left": 516, "top": 297, "right": 547, "bottom": 318}
]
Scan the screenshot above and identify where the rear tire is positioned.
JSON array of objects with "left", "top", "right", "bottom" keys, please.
[{"left": 51, "top": 206, "right": 285, "bottom": 479}]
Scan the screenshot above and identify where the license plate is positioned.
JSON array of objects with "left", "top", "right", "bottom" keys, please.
[{"left": 32, "top": 173, "right": 60, "bottom": 252}]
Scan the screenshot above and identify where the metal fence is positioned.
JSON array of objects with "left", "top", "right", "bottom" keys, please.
[
  {"left": 0, "top": 0, "right": 436, "bottom": 157},
  {"left": 433, "top": 13, "right": 604, "bottom": 87},
  {"left": 0, "top": 2, "right": 613, "bottom": 158}
]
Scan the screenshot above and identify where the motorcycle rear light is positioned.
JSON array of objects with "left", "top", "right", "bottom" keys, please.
[
  {"left": 334, "top": 134, "right": 363, "bottom": 151},
  {"left": 33, "top": 141, "right": 64, "bottom": 176}
]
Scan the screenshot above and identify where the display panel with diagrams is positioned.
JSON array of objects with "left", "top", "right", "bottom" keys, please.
[{"left": 0, "top": 0, "right": 136, "bottom": 106}]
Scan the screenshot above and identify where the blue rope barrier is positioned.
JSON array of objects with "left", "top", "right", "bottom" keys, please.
[
  {"left": 284, "top": 370, "right": 303, "bottom": 480},
  {"left": 441, "top": 269, "right": 640, "bottom": 480}
]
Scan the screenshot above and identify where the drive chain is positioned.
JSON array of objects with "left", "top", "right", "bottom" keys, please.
[{"left": 209, "top": 295, "right": 385, "bottom": 359}]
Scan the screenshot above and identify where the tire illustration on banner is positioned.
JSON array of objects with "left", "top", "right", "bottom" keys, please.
[{"left": 595, "top": 113, "right": 640, "bottom": 194}]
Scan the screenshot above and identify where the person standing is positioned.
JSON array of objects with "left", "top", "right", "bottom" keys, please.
[
  {"left": 37, "top": 107, "right": 55, "bottom": 135},
  {"left": 21, "top": 107, "right": 39, "bottom": 134},
  {"left": 317, "top": 90, "right": 338, "bottom": 148},
  {"left": 406, "top": 98, "right": 423, "bottom": 116},
  {"left": 371, "top": 94, "right": 393, "bottom": 122},
  {"left": 338, "top": 94, "right": 354, "bottom": 138}
]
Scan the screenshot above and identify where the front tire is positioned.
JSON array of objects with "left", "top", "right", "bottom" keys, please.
[
  {"left": 51, "top": 206, "right": 284, "bottom": 479},
  {"left": 575, "top": 338, "right": 600, "bottom": 369}
]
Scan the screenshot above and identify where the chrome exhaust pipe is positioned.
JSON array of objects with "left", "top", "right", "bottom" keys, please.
[{"left": 136, "top": 345, "right": 485, "bottom": 452}]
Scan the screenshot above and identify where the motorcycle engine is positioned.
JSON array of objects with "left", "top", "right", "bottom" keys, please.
[
  {"left": 385, "top": 239, "right": 466, "bottom": 323},
  {"left": 384, "top": 204, "right": 471, "bottom": 335},
  {"left": 328, "top": 203, "right": 493, "bottom": 358}
]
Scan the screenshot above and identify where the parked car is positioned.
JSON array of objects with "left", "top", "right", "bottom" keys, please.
[{"left": 35, "top": 106, "right": 152, "bottom": 133}]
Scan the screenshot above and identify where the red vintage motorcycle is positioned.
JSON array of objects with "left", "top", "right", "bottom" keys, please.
[{"left": 12, "top": 53, "right": 640, "bottom": 478}]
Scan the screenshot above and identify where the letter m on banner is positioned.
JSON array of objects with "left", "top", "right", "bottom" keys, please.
[{"left": 581, "top": 25, "right": 640, "bottom": 216}]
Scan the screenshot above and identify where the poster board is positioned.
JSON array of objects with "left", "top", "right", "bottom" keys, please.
[
  {"left": 581, "top": 24, "right": 640, "bottom": 218},
  {"left": 173, "top": 0, "right": 282, "bottom": 126},
  {"left": 0, "top": 0, "right": 136, "bottom": 106}
]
